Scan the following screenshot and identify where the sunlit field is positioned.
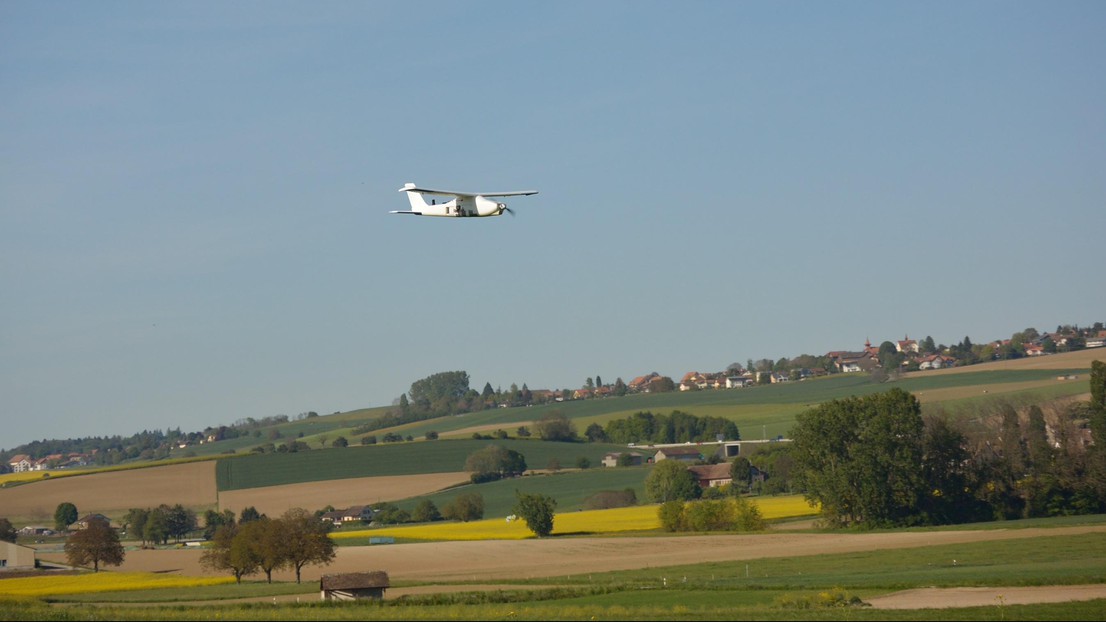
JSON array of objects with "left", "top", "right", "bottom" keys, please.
[
  {"left": 332, "top": 495, "right": 819, "bottom": 542},
  {"left": 0, "top": 572, "right": 234, "bottom": 598}
]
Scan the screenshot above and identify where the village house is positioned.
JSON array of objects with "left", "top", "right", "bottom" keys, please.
[
  {"left": 320, "top": 571, "right": 390, "bottom": 601},
  {"left": 687, "top": 462, "right": 732, "bottom": 488},
  {"left": 896, "top": 335, "right": 919, "bottom": 353},
  {"left": 7, "top": 454, "right": 32, "bottom": 473},
  {"left": 627, "top": 372, "right": 660, "bottom": 393},
  {"left": 918, "top": 354, "right": 957, "bottom": 370},
  {"left": 320, "top": 506, "right": 375, "bottom": 526},
  {"left": 72, "top": 514, "right": 113, "bottom": 531},
  {"left": 726, "top": 375, "right": 753, "bottom": 388}
]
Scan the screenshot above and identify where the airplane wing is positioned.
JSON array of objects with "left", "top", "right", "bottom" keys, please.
[{"left": 399, "top": 183, "right": 537, "bottom": 198}]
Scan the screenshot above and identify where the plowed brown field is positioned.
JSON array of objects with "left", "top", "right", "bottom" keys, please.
[
  {"left": 217, "top": 472, "right": 471, "bottom": 517},
  {"left": 0, "top": 462, "right": 217, "bottom": 522}
]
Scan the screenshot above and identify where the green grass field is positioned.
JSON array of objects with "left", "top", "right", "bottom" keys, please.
[{"left": 215, "top": 439, "right": 636, "bottom": 491}]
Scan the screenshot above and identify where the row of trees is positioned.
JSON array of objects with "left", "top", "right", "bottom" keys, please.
[
  {"left": 790, "top": 361, "right": 1106, "bottom": 528},
  {"left": 369, "top": 492, "right": 486, "bottom": 525},
  {"left": 594, "top": 410, "right": 740, "bottom": 445},
  {"left": 200, "top": 508, "right": 336, "bottom": 583}
]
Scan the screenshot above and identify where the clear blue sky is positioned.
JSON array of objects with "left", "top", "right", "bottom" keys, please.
[{"left": 3, "top": 1, "right": 1104, "bottom": 450}]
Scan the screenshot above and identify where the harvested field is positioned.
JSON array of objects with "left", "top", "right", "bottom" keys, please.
[
  {"left": 0, "top": 461, "right": 217, "bottom": 522},
  {"left": 217, "top": 472, "right": 471, "bottom": 517},
  {"left": 37, "top": 524, "right": 1106, "bottom": 585}
]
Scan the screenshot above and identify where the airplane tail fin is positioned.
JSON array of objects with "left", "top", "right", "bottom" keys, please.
[{"left": 400, "top": 182, "right": 430, "bottom": 211}]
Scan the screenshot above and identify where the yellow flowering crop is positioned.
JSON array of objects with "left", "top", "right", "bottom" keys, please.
[
  {"left": 0, "top": 572, "right": 234, "bottom": 597},
  {"left": 333, "top": 495, "right": 818, "bottom": 542}
]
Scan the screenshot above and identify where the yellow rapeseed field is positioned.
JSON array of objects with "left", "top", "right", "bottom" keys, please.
[
  {"left": 0, "top": 572, "right": 234, "bottom": 597},
  {"left": 333, "top": 495, "right": 818, "bottom": 542}
]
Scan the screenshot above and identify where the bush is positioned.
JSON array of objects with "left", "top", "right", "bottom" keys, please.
[
  {"left": 657, "top": 498, "right": 765, "bottom": 533},
  {"left": 442, "top": 492, "right": 484, "bottom": 522},
  {"left": 582, "top": 489, "right": 637, "bottom": 510}
]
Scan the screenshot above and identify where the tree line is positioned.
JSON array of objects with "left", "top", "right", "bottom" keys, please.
[{"left": 789, "top": 361, "right": 1106, "bottom": 528}]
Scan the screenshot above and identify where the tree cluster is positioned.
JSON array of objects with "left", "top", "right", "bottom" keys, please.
[
  {"left": 602, "top": 410, "right": 740, "bottom": 445},
  {"left": 790, "top": 366, "right": 1106, "bottom": 529},
  {"left": 124, "top": 504, "right": 198, "bottom": 546},
  {"left": 464, "top": 445, "right": 527, "bottom": 483},
  {"left": 200, "top": 508, "right": 335, "bottom": 583},
  {"left": 658, "top": 497, "right": 764, "bottom": 532}
]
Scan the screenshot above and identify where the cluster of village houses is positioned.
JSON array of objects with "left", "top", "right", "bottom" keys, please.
[
  {"left": 666, "top": 332, "right": 1105, "bottom": 393},
  {"left": 6, "top": 451, "right": 91, "bottom": 473}
]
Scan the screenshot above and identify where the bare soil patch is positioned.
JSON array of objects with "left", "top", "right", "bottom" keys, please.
[
  {"left": 0, "top": 462, "right": 217, "bottom": 522},
  {"left": 867, "top": 584, "right": 1106, "bottom": 609},
  {"left": 217, "top": 472, "right": 471, "bottom": 517}
]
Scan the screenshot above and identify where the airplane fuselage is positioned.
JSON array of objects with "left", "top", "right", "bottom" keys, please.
[{"left": 391, "top": 183, "right": 536, "bottom": 217}]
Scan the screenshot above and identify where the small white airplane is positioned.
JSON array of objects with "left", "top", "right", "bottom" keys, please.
[{"left": 391, "top": 182, "right": 538, "bottom": 217}]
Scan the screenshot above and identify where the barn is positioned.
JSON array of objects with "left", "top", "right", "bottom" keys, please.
[
  {"left": 320, "top": 571, "right": 390, "bottom": 601},
  {"left": 1, "top": 541, "right": 37, "bottom": 570}
]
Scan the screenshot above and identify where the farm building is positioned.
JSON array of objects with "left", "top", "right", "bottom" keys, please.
[
  {"left": 1, "top": 542, "right": 37, "bottom": 570},
  {"left": 72, "top": 514, "right": 112, "bottom": 530},
  {"left": 687, "top": 463, "right": 733, "bottom": 488},
  {"left": 601, "top": 451, "right": 646, "bottom": 467},
  {"left": 654, "top": 446, "right": 703, "bottom": 463},
  {"left": 320, "top": 505, "right": 375, "bottom": 525},
  {"left": 320, "top": 571, "right": 390, "bottom": 601}
]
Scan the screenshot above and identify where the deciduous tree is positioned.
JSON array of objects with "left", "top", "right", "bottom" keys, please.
[
  {"left": 200, "top": 524, "right": 258, "bottom": 583},
  {"left": 536, "top": 411, "right": 577, "bottom": 442},
  {"left": 0, "top": 518, "right": 16, "bottom": 543},
  {"left": 645, "top": 460, "right": 701, "bottom": 503},
  {"left": 54, "top": 502, "right": 77, "bottom": 532},
  {"left": 442, "top": 492, "right": 485, "bottom": 522},
  {"left": 279, "top": 508, "right": 336, "bottom": 584},
  {"left": 64, "top": 517, "right": 124, "bottom": 572},
  {"left": 513, "top": 491, "right": 556, "bottom": 538},
  {"left": 791, "top": 388, "right": 927, "bottom": 528}
]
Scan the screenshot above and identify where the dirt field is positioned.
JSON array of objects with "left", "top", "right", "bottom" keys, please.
[
  {"left": 37, "top": 524, "right": 1106, "bottom": 600},
  {"left": 0, "top": 461, "right": 218, "bottom": 522},
  {"left": 217, "top": 472, "right": 471, "bottom": 517},
  {"left": 866, "top": 584, "right": 1106, "bottom": 609}
]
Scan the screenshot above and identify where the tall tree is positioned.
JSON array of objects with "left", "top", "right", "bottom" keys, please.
[
  {"left": 250, "top": 518, "right": 288, "bottom": 584},
  {"left": 279, "top": 508, "right": 336, "bottom": 584},
  {"left": 200, "top": 524, "right": 258, "bottom": 583},
  {"left": 64, "top": 517, "right": 124, "bottom": 572},
  {"left": 791, "top": 388, "right": 927, "bottom": 528},
  {"left": 1086, "top": 360, "right": 1106, "bottom": 508},
  {"left": 0, "top": 518, "right": 17, "bottom": 543}
]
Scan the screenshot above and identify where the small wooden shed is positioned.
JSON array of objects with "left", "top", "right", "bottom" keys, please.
[{"left": 320, "top": 571, "right": 390, "bottom": 601}]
